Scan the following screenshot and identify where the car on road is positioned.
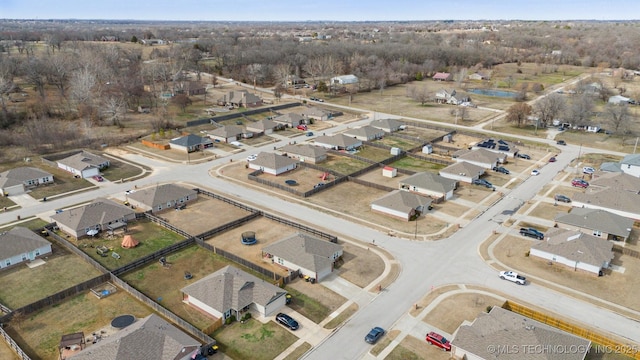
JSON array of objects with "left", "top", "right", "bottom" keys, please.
[
  {"left": 365, "top": 327, "right": 385, "bottom": 344},
  {"left": 549, "top": 157, "right": 557, "bottom": 162},
  {"left": 296, "top": 124, "right": 308, "bottom": 131},
  {"left": 473, "top": 178, "right": 493, "bottom": 188},
  {"left": 246, "top": 154, "right": 257, "bottom": 161},
  {"left": 554, "top": 194, "right": 571, "bottom": 203},
  {"left": 557, "top": 140, "right": 567, "bottom": 145},
  {"left": 309, "top": 97, "right": 318, "bottom": 101},
  {"left": 571, "top": 178, "right": 589, "bottom": 188},
  {"left": 275, "top": 313, "right": 299, "bottom": 330},
  {"left": 499, "top": 271, "right": 527, "bottom": 285},
  {"left": 493, "top": 166, "right": 510, "bottom": 175},
  {"left": 306, "top": 131, "right": 314, "bottom": 137},
  {"left": 516, "top": 153, "right": 531, "bottom": 160},
  {"left": 531, "top": 169, "right": 540, "bottom": 176},
  {"left": 125, "top": 190, "right": 135, "bottom": 195},
  {"left": 93, "top": 175, "right": 104, "bottom": 182},
  {"left": 519, "top": 227, "right": 544, "bottom": 240},
  {"left": 583, "top": 166, "right": 595, "bottom": 174},
  {"left": 425, "top": 331, "right": 451, "bottom": 351}
]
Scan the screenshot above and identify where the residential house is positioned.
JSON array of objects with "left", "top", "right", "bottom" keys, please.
[
  {"left": 313, "top": 134, "right": 362, "bottom": 151},
  {"left": 434, "top": 88, "right": 469, "bottom": 105},
  {"left": 57, "top": 151, "right": 110, "bottom": 179},
  {"left": 51, "top": 198, "right": 136, "bottom": 238},
  {"left": 219, "top": 90, "right": 262, "bottom": 108},
  {"left": 619, "top": 153, "right": 640, "bottom": 177},
  {"left": 468, "top": 72, "right": 489, "bottom": 80},
  {"left": 371, "top": 190, "right": 432, "bottom": 221},
  {"left": 262, "top": 233, "right": 343, "bottom": 281},
  {"left": 169, "top": 134, "right": 214, "bottom": 153},
  {"left": 285, "top": 74, "right": 306, "bottom": 86},
  {"left": 330, "top": 74, "right": 358, "bottom": 85},
  {"left": 369, "top": 118, "right": 404, "bottom": 133},
  {"left": 572, "top": 187, "right": 640, "bottom": 221},
  {"left": 590, "top": 171, "right": 640, "bottom": 192},
  {"left": 439, "top": 161, "right": 485, "bottom": 184},
  {"left": 246, "top": 119, "right": 279, "bottom": 135},
  {"left": 555, "top": 208, "right": 633, "bottom": 241},
  {"left": 301, "top": 107, "right": 330, "bottom": 122},
  {"left": 206, "top": 125, "right": 244, "bottom": 143},
  {"left": 472, "top": 138, "right": 520, "bottom": 158},
  {"left": 432, "top": 72, "right": 453, "bottom": 81},
  {"left": 181, "top": 265, "right": 287, "bottom": 321},
  {"left": 451, "top": 306, "right": 590, "bottom": 360},
  {"left": 67, "top": 314, "right": 202, "bottom": 360},
  {"left": 530, "top": 228, "right": 614, "bottom": 276},
  {"left": 343, "top": 125, "right": 385, "bottom": 141},
  {"left": 608, "top": 95, "right": 631, "bottom": 105},
  {"left": 280, "top": 144, "right": 328, "bottom": 164},
  {"left": 273, "top": 113, "right": 305, "bottom": 128},
  {"left": 399, "top": 172, "right": 457, "bottom": 200},
  {"left": 126, "top": 184, "right": 198, "bottom": 213},
  {"left": 174, "top": 81, "right": 206, "bottom": 96},
  {"left": 0, "top": 227, "right": 52, "bottom": 270},
  {"left": 0, "top": 167, "right": 54, "bottom": 196},
  {"left": 248, "top": 152, "right": 298, "bottom": 175},
  {"left": 454, "top": 148, "right": 504, "bottom": 169},
  {"left": 139, "top": 39, "right": 165, "bottom": 46}
]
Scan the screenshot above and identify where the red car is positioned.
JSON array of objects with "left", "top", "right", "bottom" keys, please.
[
  {"left": 426, "top": 331, "right": 451, "bottom": 351},
  {"left": 296, "top": 124, "right": 308, "bottom": 131},
  {"left": 549, "top": 157, "right": 556, "bottom": 162},
  {"left": 571, "top": 179, "right": 589, "bottom": 188},
  {"left": 93, "top": 175, "right": 104, "bottom": 182}
]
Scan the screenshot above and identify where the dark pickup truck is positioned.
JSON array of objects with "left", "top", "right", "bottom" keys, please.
[{"left": 519, "top": 227, "right": 544, "bottom": 240}]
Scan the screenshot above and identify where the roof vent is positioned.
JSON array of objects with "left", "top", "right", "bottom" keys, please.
[{"left": 525, "top": 325, "right": 535, "bottom": 330}]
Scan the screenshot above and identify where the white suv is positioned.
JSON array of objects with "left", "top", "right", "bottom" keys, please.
[
  {"left": 499, "top": 271, "right": 526, "bottom": 285},
  {"left": 582, "top": 167, "right": 595, "bottom": 175}
]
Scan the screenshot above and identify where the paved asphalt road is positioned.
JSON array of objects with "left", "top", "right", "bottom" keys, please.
[{"left": 2, "top": 88, "right": 640, "bottom": 359}]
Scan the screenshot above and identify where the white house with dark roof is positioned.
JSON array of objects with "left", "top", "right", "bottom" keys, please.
[
  {"left": 206, "top": 125, "right": 244, "bottom": 143},
  {"left": 262, "top": 233, "right": 343, "bottom": 282},
  {"left": 181, "top": 265, "right": 287, "bottom": 321},
  {"left": 57, "top": 151, "right": 110, "bottom": 179},
  {"left": 371, "top": 190, "right": 432, "bottom": 221},
  {"left": 301, "top": 107, "right": 330, "bottom": 122},
  {"left": 369, "top": 118, "right": 404, "bottom": 133},
  {"left": 439, "top": 161, "right": 485, "bottom": 184},
  {"left": 555, "top": 208, "right": 633, "bottom": 241},
  {"left": 246, "top": 119, "right": 279, "bottom": 135},
  {"left": 51, "top": 198, "right": 136, "bottom": 238},
  {"left": 619, "top": 153, "right": 640, "bottom": 177},
  {"left": 169, "top": 134, "right": 214, "bottom": 152},
  {"left": 280, "top": 144, "right": 327, "bottom": 164},
  {"left": 67, "top": 314, "right": 201, "bottom": 360},
  {"left": 248, "top": 152, "right": 298, "bottom": 175},
  {"left": 472, "top": 138, "right": 520, "bottom": 158},
  {"left": 451, "top": 306, "right": 590, "bottom": 360},
  {"left": 0, "top": 227, "right": 52, "bottom": 270},
  {"left": 273, "top": 113, "right": 305, "bottom": 128},
  {"left": 399, "top": 172, "right": 457, "bottom": 200},
  {"left": 343, "top": 125, "right": 385, "bottom": 141},
  {"left": 454, "top": 148, "right": 504, "bottom": 169},
  {"left": 530, "top": 228, "right": 614, "bottom": 275},
  {"left": 126, "top": 184, "right": 198, "bottom": 213},
  {"left": 330, "top": 74, "right": 358, "bottom": 85},
  {"left": 313, "top": 134, "right": 362, "bottom": 151},
  {"left": 0, "top": 167, "right": 54, "bottom": 196}
]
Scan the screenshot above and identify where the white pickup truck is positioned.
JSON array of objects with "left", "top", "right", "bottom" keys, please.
[{"left": 499, "top": 271, "right": 526, "bottom": 285}]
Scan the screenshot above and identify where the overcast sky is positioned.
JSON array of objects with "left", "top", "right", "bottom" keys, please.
[{"left": 2, "top": 0, "right": 638, "bottom": 21}]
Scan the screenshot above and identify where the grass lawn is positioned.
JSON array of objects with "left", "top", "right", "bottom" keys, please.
[
  {"left": 284, "top": 287, "right": 330, "bottom": 324},
  {"left": 388, "top": 157, "right": 446, "bottom": 172},
  {"left": 76, "top": 219, "right": 185, "bottom": 270},
  {"left": 324, "top": 303, "right": 358, "bottom": 329},
  {"left": 0, "top": 196, "right": 16, "bottom": 209},
  {"left": 28, "top": 165, "right": 94, "bottom": 200},
  {"left": 213, "top": 319, "right": 298, "bottom": 360},
  {"left": 0, "top": 242, "right": 103, "bottom": 309},
  {"left": 6, "top": 291, "right": 153, "bottom": 360},
  {"left": 321, "top": 155, "right": 370, "bottom": 175},
  {"left": 283, "top": 342, "right": 312, "bottom": 360},
  {"left": 377, "top": 136, "right": 423, "bottom": 150},
  {"left": 355, "top": 146, "right": 395, "bottom": 162},
  {"left": 0, "top": 218, "right": 49, "bottom": 231},
  {"left": 101, "top": 158, "right": 148, "bottom": 181}
]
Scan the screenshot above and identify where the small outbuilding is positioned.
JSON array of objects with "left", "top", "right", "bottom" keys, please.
[{"left": 382, "top": 166, "right": 397, "bottom": 178}]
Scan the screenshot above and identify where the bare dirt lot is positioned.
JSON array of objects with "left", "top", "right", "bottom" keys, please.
[
  {"left": 386, "top": 335, "right": 453, "bottom": 360},
  {"left": 423, "top": 292, "right": 506, "bottom": 334},
  {"left": 335, "top": 240, "right": 385, "bottom": 288},
  {"left": 159, "top": 195, "right": 253, "bottom": 235}
]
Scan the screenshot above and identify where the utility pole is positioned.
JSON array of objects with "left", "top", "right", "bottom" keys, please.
[{"left": 634, "top": 137, "right": 639, "bottom": 154}]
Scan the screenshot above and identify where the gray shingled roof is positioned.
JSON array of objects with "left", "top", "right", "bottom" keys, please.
[
  {"left": 532, "top": 228, "right": 614, "bottom": 267},
  {"left": 343, "top": 125, "right": 385, "bottom": 139},
  {"left": 127, "top": 184, "right": 197, "bottom": 208},
  {"left": 0, "top": 226, "right": 51, "bottom": 259},
  {"left": 262, "top": 233, "right": 343, "bottom": 273},
  {"left": 400, "top": 172, "right": 457, "bottom": 194},
  {"left": 452, "top": 306, "right": 590, "bottom": 360},
  {"left": 600, "top": 162, "right": 622, "bottom": 173},
  {"left": 247, "top": 119, "right": 277, "bottom": 131},
  {"left": 251, "top": 152, "right": 299, "bottom": 169},
  {"left": 181, "top": 265, "right": 286, "bottom": 313},
  {"left": 0, "top": 167, "right": 52, "bottom": 188},
  {"left": 68, "top": 314, "right": 200, "bottom": 360},
  {"left": 51, "top": 198, "right": 135, "bottom": 233},
  {"left": 439, "top": 161, "right": 485, "bottom": 177},
  {"left": 555, "top": 208, "right": 633, "bottom": 238},
  {"left": 457, "top": 148, "right": 504, "bottom": 164},
  {"left": 273, "top": 113, "right": 304, "bottom": 126},
  {"left": 573, "top": 187, "right": 640, "bottom": 215},
  {"left": 207, "top": 125, "right": 243, "bottom": 138},
  {"left": 58, "top": 151, "right": 108, "bottom": 171},
  {"left": 280, "top": 144, "right": 327, "bottom": 158},
  {"left": 590, "top": 171, "right": 640, "bottom": 192},
  {"left": 369, "top": 118, "right": 404, "bottom": 132},
  {"left": 313, "top": 134, "right": 362, "bottom": 149},
  {"left": 371, "top": 190, "right": 432, "bottom": 214},
  {"left": 622, "top": 153, "right": 640, "bottom": 166},
  {"left": 169, "top": 134, "right": 212, "bottom": 147},
  {"left": 300, "top": 107, "right": 329, "bottom": 117}
]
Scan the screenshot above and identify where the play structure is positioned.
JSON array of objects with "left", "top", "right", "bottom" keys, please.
[
  {"left": 90, "top": 282, "right": 117, "bottom": 299},
  {"left": 241, "top": 231, "right": 257, "bottom": 245},
  {"left": 121, "top": 235, "right": 139, "bottom": 248},
  {"left": 320, "top": 172, "right": 330, "bottom": 181}
]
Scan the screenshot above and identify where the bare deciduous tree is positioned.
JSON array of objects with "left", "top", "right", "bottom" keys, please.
[
  {"left": 605, "top": 103, "right": 630, "bottom": 136},
  {"left": 407, "top": 86, "right": 431, "bottom": 106},
  {"left": 506, "top": 102, "right": 533, "bottom": 128},
  {"left": 567, "top": 94, "right": 594, "bottom": 127},
  {"left": 534, "top": 93, "right": 566, "bottom": 127}
]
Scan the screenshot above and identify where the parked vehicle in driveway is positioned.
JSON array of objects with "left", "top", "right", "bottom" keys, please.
[
  {"left": 499, "top": 271, "right": 527, "bottom": 285},
  {"left": 365, "top": 327, "right": 385, "bottom": 344},
  {"left": 571, "top": 178, "right": 589, "bottom": 188},
  {"left": 276, "top": 313, "right": 299, "bottom": 330},
  {"left": 554, "top": 194, "right": 571, "bottom": 203},
  {"left": 473, "top": 178, "right": 493, "bottom": 188},
  {"left": 516, "top": 153, "right": 531, "bottom": 160},
  {"left": 425, "top": 331, "right": 451, "bottom": 351},
  {"left": 493, "top": 166, "right": 510, "bottom": 174},
  {"left": 93, "top": 175, "right": 104, "bottom": 182},
  {"left": 557, "top": 140, "right": 567, "bottom": 145},
  {"left": 519, "top": 227, "right": 544, "bottom": 240},
  {"left": 296, "top": 124, "right": 308, "bottom": 131},
  {"left": 583, "top": 166, "right": 595, "bottom": 174},
  {"left": 531, "top": 169, "right": 540, "bottom": 176}
]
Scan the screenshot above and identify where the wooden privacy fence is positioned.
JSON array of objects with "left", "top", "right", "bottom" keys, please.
[
  {"left": 0, "top": 326, "right": 31, "bottom": 360},
  {"left": 613, "top": 245, "right": 640, "bottom": 259},
  {"left": 503, "top": 301, "right": 640, "bottom": 359}
]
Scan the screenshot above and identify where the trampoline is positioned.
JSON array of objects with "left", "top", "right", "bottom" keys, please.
[
  {"left": 241, "top": 231, "right": 257, "bottom": 245},
  {"left": 111, "top": 315, "right": 135, "bottom": 329}
]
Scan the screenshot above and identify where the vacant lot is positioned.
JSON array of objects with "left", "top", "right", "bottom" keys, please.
[
  {"left": 0, "top": 242, "right": 103, "bottom": 309},
  {"left": 5, "top": 291, "right": 153, "bottom": 360},
  {"left": 335, "top": 240, "right": 385, "bottom": 287},
  {"left": 213, "top": 319, "right": 298, "bottom": 360}
]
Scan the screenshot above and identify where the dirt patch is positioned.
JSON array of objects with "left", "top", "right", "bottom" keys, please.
[
  {"left": 529, "top": 202, "right": 571, "bottom": 221},
  {"left": 386, "top": 335, "right": 453, "bottom": 360},
  {"left": 410, "top": 285, "right": 462, "bottom": 317},
  {"left": 336, "top": 241, "right": 385, "bottom": 288},
  {"left": 423, "top": 293, "right": 506, "bottom": 334}
]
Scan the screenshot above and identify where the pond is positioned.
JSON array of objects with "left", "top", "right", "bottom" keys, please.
[{"left": 468, "top": 88, "right": 518, "bottom": 98}]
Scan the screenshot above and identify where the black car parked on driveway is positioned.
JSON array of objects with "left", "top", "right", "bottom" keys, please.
[{"left": 276, "top": 313, "right": 299, "bottom": 330}]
